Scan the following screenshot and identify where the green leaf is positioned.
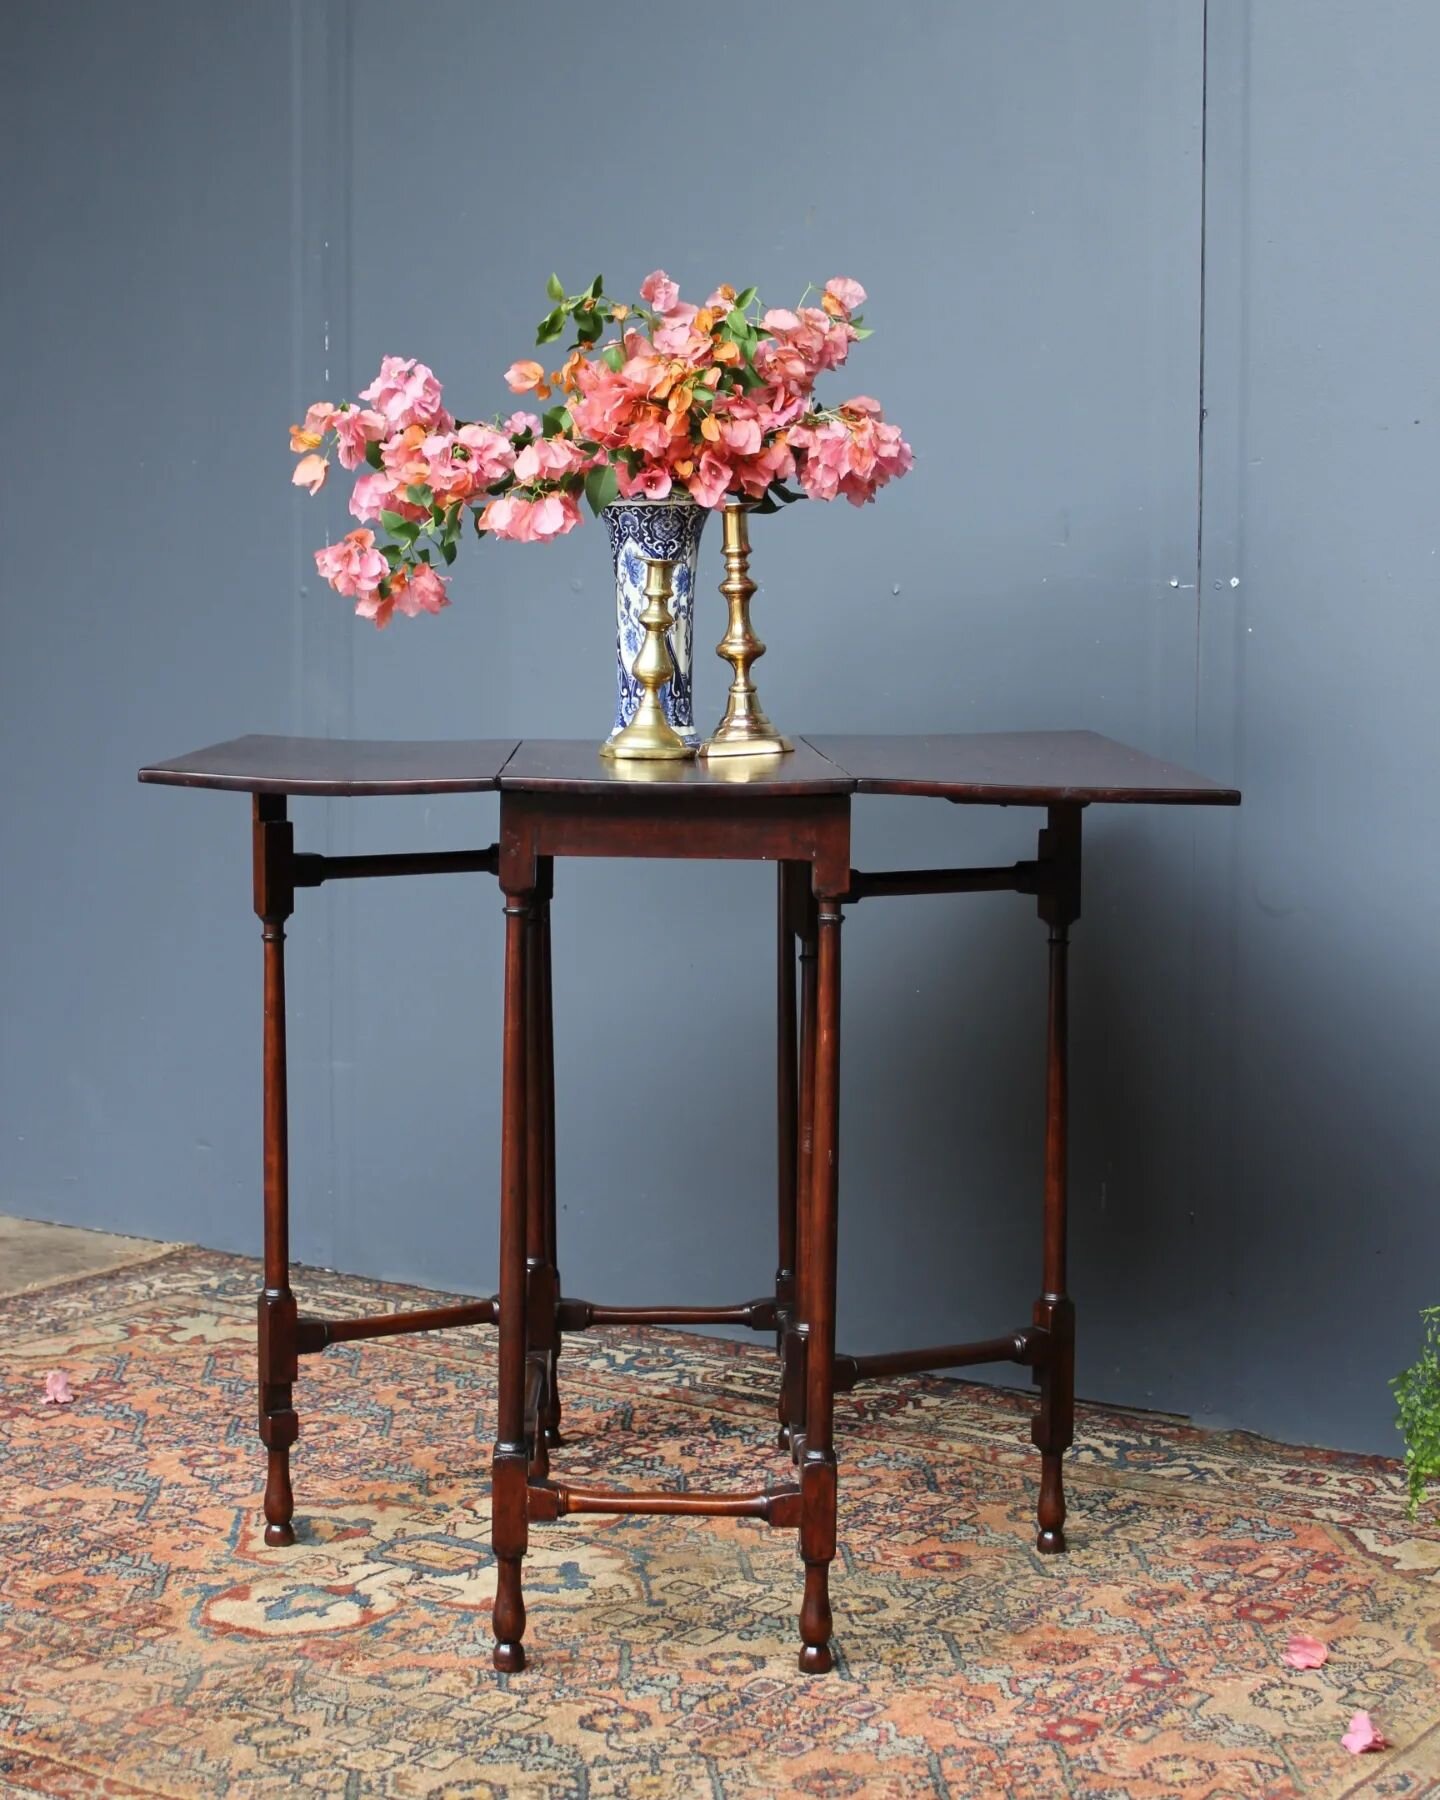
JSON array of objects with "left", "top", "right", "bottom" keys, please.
[
  {"left": 588, "top": 273, "right": 604, "bottom": 299},
  {"left": 725, "top": 308, "right": 750, "bottom": 336},
  {"left": 536, "top": 308, "right": 566, "bottom": 345},
  {"left": 441, "top": 538, "right": 458, "bottom": 565},
  {"left": 584, "top": 462, "right": 619, "bottom": 516},
  {"left": 405, "top": 484, "right": 432, "bottom": 507},
  {"left": 546, "top": 271, "right": 565, "bottom": 302},
  {"left": 364, "top": 439, "right": 384, "bottom": 470},
  {"left": 601, "top": 343, "right": 625, "bottom": 373},
  {"left": 852, "top": 326, "right": 874, "bottom": 339},
  {"left": 574, "top": 307, "right": 602, "bottom": 344},
  {"left": 734, "top": 286, "right": 757, "bottom": 310},
  {"left": 379, "top": 510, "right": 408, "bottom": 533},
  {"left": 382, "top": 542, "right": 406, "bottom": 568},
  {"left": 773, "top": 481, "right": 804, "bottom": 505},
  {"left": 542, "top": 404, "right": 571, "bottom": 438}
]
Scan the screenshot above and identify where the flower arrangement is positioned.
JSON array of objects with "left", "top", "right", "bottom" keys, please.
[{"left": 290, "top": 270, "right": 912, "bottom": 627}]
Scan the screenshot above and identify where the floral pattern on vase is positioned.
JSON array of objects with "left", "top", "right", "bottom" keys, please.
[{"left": 603, "top": 498, "right": 708, "bottom": 745}]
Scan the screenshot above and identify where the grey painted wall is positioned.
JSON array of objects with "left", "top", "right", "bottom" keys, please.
[{"left": 2, "top": 1, "right": 1434, "bottom": 1456}]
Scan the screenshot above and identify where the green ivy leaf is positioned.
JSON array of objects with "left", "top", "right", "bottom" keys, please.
[{"left": 584, "top": 462, "right": 619, "bottom": 515}]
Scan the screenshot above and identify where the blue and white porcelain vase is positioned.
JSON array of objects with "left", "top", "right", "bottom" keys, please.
[{"left": 603, "top": 498, "right": 709, "bottom": 746}]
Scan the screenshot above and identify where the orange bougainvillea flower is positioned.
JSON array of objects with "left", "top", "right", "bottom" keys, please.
[
  {"left": 712, "top": 340, "right": 742, "bottom": 366},
  {"left": 289, "top": 425, "right": 324, "bottom": 452},
  {"left": 609, "top": 303, "right": 629, "bottom": 322},
  {"left": 291, "top": 453, "right": 329, "bottom": 496},
  {"left": 505, "top": 359, "right": 547, "bottom": 394},
  {"left": 700, "top": 415, "right": 722, "bottom": 442}
]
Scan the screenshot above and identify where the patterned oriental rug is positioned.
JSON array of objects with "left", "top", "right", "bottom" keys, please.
[{"left": 1, "top": 1250, "right": 1437, "bottom": 1799}]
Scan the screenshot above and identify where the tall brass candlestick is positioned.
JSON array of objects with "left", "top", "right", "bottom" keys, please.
[
  {"left": 600, "top": 560, "right": 695, "bottom": 761},
  {"left": 699, "top": 502, "right": 793, "bottom": 758}
]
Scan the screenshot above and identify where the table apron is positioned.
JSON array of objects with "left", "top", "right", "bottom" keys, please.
[{"left": 499, "top": 791, "right": 852, "bottom": 895}]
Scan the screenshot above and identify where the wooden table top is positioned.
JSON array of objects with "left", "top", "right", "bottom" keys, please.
[
  {"left": 139, "top": 731, "right": 1239, "bottom": 806},
  {"left": 804, "top": 732, "right": 1240, "bottom": 806},
  {"left": 138, "top": 735, "right": 520, "bottom": 797}
]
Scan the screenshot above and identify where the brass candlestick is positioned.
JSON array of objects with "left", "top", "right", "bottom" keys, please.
[
  {"left": 599, "top": 559, "right": 695, "bottom": 761},
  {"left": 699, "top": 501, "right": 793, "bottom": 758}
]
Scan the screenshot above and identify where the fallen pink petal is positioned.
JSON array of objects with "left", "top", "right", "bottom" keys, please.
[
  {"left": 1341, "top": 1711, "right": 1387, "bottom": 1755},
  {"left": 42, "top": 1370, "right": 74, "bottom": 1405},
  {"left": 1282, "top": 1632, "right": 1329, "bottom": 1669}
]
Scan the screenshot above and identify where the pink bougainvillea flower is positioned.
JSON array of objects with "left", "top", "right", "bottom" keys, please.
[
  {"left": 358, "top": 356, "right": 450, "bottom": 431},
  {"left": 504, "top": 411, "right": 541, "bottom": 436},
  {"left": 616, "top": 461, "right": 673, "bottom": 500},
  {"left": 824, "top": 276, "right": 867, "bottom": 315},
  {"left": 482, "top": 491, "right": 581, "bottom": 542},
  {"left": 402, "top": 563, "right": 450, "bottom": 616},
  {"left": 351, "top": 562, "right": 446, "bottom": 629},
  {"left": 639, "top": 268, "right": 680, "bottom": 312},
  {"left": 1282, "top": 1634, "right": 1329, "bottom": 1669},
  {"left": 505, "top": 359, "right": 547, "bottom": 394},
  {"left": 456, "top": 423, "right": 516, "bottom": 485},
  {"left": 347, "top": 468, "right": 398, "bottom": 524},
  {"left": 315, "top": 527, "right": 387, "bottom": 599},
  {"left": 333, "top": 406, "right": 387, "bottom": 470},
  {"left": 291, "top": 452, "right": 328, "bottom": 496},
  {"left": 513, "top": 437, "right": 591, "bottom": 485},
  {"left": 1341, "top": 1712, "right": 1386, "bottom": 1754},
  {"left": 42, "top": 1370, "right": 74, "bottom": 1404},
  {"left": 685, "top": 448, "right": 735, "bottom": 509}
]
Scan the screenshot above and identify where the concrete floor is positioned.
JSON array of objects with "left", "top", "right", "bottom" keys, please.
[{"left": 0, "top": 1215, "right": 175, "bottom": 1297}]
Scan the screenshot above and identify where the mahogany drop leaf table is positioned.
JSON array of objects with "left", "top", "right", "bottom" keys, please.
[{"left": 140, "top": 730, "right": 1239, "bottom": 1674}]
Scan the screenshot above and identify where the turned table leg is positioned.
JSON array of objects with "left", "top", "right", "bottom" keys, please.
[
  {"left": 1032, "top": 804, "right": 1081, "bottom": 1554},
  {"left": 525, "top": 858, "right": 561, "bottom": 1464},
  {"left": 780, "top": 880, "right": 818, "bottom": 1454},
  {"left": 492, "top": 882, "right": 532, "bottom": 1672},
  {"left": 797, "top": 890, "right": 842, "bottom": 1673},
  {"left": 253, "top": 796, "right": 299, "bottom": 1548},
  {"left": 775, "top": 863, "right": 799, "bottom": 1352}
]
